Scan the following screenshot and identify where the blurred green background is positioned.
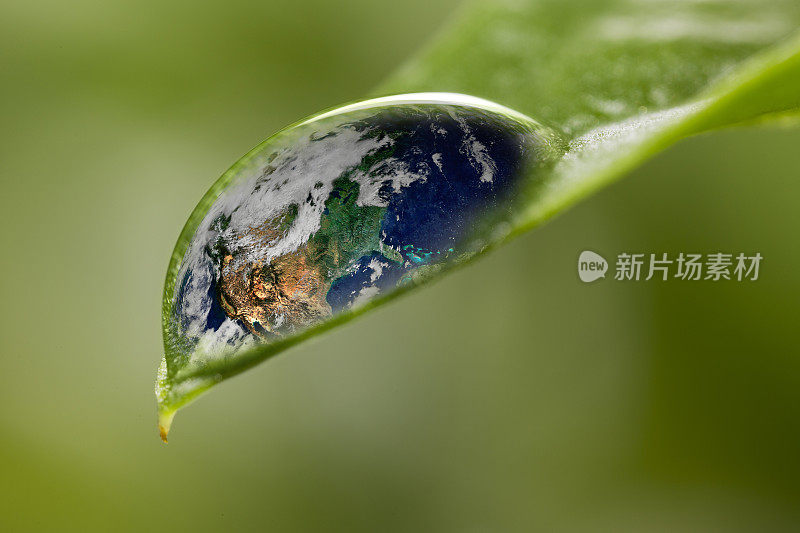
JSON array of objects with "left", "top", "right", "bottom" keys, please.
[{"left": 2, "top": 0, "right": 799, "bottom": 531}]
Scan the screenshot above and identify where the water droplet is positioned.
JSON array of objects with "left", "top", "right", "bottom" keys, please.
[{"left": 164, "top": 93, "right": 565, "bottom": 365}]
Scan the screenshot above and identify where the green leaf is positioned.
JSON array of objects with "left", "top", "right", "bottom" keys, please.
[{"left": 157, "top": 0, "right": 800, "bottom": 440}]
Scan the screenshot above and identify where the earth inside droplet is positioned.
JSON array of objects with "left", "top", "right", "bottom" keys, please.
[{"left": 165, "top": 93, "right": 564, "bottom": 364}]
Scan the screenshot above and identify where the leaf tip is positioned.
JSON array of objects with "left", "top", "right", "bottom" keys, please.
[{"left": 158, "top": 410, "right": 175, "bottom": 444}]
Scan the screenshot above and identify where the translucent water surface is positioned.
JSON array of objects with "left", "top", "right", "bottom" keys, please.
[{"left": 163, "top": 94, "right": 564, "bottom": 369}]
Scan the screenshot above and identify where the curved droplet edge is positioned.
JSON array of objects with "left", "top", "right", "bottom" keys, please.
[
  {"left": 158, "top": 92, "right": 564, "bottom": 381},
  {"left": 160, "top": 92, "right": 563, "bottom": 360}
]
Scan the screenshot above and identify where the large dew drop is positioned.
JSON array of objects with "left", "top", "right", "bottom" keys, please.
[{"left": 158, "top": 93, "right": 564, "bottom": 439}]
